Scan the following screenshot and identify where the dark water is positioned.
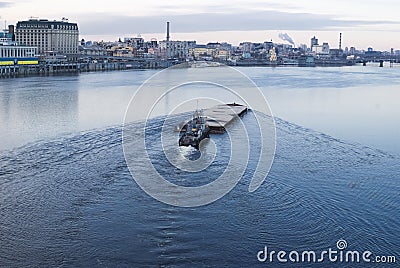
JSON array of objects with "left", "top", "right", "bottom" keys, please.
[
  {"left": 0, "top": 67, "right": 399, "bottom": 267},
  {"left": 0, "top": 113, "right": 399, "bottom": 267}
]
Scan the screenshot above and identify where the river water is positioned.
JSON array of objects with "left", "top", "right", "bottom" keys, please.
[{"left": 0, "top": 66, "right": 399, "bottom": 267}]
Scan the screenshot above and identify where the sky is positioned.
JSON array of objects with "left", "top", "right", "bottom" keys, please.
[{"left": 1, "top": 0, "right": 399, "bottom": 50}]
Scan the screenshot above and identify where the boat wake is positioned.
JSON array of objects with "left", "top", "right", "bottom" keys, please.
[{"left": 0, "top": 113, "right": 399, "bottom": 267}]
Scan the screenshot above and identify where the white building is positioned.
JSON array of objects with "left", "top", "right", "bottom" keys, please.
[
  {"left": 312, "top": 42, "right": 330, "bottom": 55},
  {"left": 158, "top": 40, "right": 190, "bottom": 60},
  {"left": 0, "top": 46, "right": 37, "bottom": 58},
  {"left": 15, "top": 19, "right": 79, "bottom": 55},
  {"left": 0, "top": 45, "right": 38, "bottom": 66}
]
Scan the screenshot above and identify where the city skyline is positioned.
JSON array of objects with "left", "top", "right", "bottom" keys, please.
[{"left": 1, "top": 0, "right": 400, "bottom": 50}]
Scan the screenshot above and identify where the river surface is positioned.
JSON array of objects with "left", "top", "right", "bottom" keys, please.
[
  {"left": 0, "top": 66, "right": 399, "bottom": 267},
  {"left": 1, "top": 66, "right": 400, "bottom": 153}
]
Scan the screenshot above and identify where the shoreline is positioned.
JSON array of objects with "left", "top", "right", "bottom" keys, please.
[{"left": 1, "top": 60, "right": 397, "bottom": 79}]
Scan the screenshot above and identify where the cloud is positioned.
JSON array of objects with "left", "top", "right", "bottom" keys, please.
[
  {"left": 156, "top": 1, "right": 300, "bottom": 14},
  {"left": 78, "top": 10, "right": 400, "bottom": 36},
  {"left": 0, "top": 1, "right": 12, "bottom": 8}
]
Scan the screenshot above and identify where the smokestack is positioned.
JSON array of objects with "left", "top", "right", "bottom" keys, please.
[
  {"left": 166, "top": 21, "right": 170, "bottom": 42},
  {"left": 339, "top": 33, "right": 342, "bottom": 50}
]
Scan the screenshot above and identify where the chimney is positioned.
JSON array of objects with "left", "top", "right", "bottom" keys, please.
[
  {"left": 166, "top": 21, "right": 170, "bottom": 42},
  {"left": 339, "top": 33, "right": 342, "bottom": 50}
]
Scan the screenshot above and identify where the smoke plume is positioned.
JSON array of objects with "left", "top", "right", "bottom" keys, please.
[{"left": 278, "top": 32, "right": 295, "bottom": 46}]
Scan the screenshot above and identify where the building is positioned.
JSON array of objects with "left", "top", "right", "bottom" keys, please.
[
  {"left": 191, "top": 44, "right": 207, "bottom": 59},
  {"left": 15, "top": 18, "right": 79, "bottom": 55},
  {"left": 79, "top": 43, "right": 106, "bottom": 56},
  {"left": 213, "top": 49, "right": 230, "bottom": 60},
  {"left": 312, "top": 42, "right": 330, "bottom": 55},
  {"left": 0, "top": 28, "right": 38, "bottom": 67},
  {"left": 109, "top": 44, "right": 134, "bottom": 57},
  {"left": 329, "top": 49, "right": 342, "bottom": 57},
  {"left": 365, "top": 49, "right": 381, "bottom": 57},
  {"left": 263, "top": 41, "right": 274, "bottom": 51},
  {"left": 206, "top": 42, "right": 221, "bottom": 49},
  {"left": 240, "top": 42, "right": 254, "bottom": 53},
  {"left": 311, "top": 36, "right": 318, "bottom": 49},
  {"left": 299, "top": 43, "right": 307, "bottom": 52},
  {"left": 0, "top": 45, "right": 38, "bottom": 66},
  {"left": 124, "top": 37, "right": 144, "bottom": 49},
  {"left": 145, "top": 39, "right": 158, "bottom": 49},
  {"left": 158, "top": 40, "right": 191, "bottom": 60},
  {"left": 0, "top": 31, "right": 14, "bottom": 45}
]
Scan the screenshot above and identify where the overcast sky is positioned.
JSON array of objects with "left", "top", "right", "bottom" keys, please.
[{"left": 1, "top": 0, "right": 399, "bottom": 50}]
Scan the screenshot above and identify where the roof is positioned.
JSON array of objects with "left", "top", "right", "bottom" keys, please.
[{"left": 16, "top": 19, "right": 78, "bottom": 29}]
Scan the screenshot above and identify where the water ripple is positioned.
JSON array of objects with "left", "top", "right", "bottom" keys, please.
[{"left": 0, "top": 114, "right": 399, "bottom": 267}]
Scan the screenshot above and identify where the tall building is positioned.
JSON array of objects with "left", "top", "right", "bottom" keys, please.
[
  {"left": 15, "top": 19, "right": 79, "bottom": 55},
  {"left": 311, "top": 36, "right": 318, "bottom": 49}
]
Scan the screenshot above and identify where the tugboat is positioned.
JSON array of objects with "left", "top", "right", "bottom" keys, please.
[{"left": 178, "top": 109, "right": 210, "bottom": 150}]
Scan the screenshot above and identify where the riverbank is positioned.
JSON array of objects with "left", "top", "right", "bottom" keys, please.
[
  {"left": 0, "top": 60, "right": 173, "bottom": 78},
  {"left": 1, "top": 59, "right": 398, "bottom": 79}
]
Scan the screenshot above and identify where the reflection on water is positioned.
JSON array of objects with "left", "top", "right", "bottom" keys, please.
[
  {"left": 245, "top": 66, "right": 400, "bottom": 154},
  {"left": 0, "top": 71, "right": 154, "bottom": 151},
  {"left": 0, "top": 67, "right": 399, "bottom": 266},
  {"left": 0, "top": 77, "right": 79, "bottom": 149},
  {"left": 0, "top": 66, "right": 400, "bottom": 153}
]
